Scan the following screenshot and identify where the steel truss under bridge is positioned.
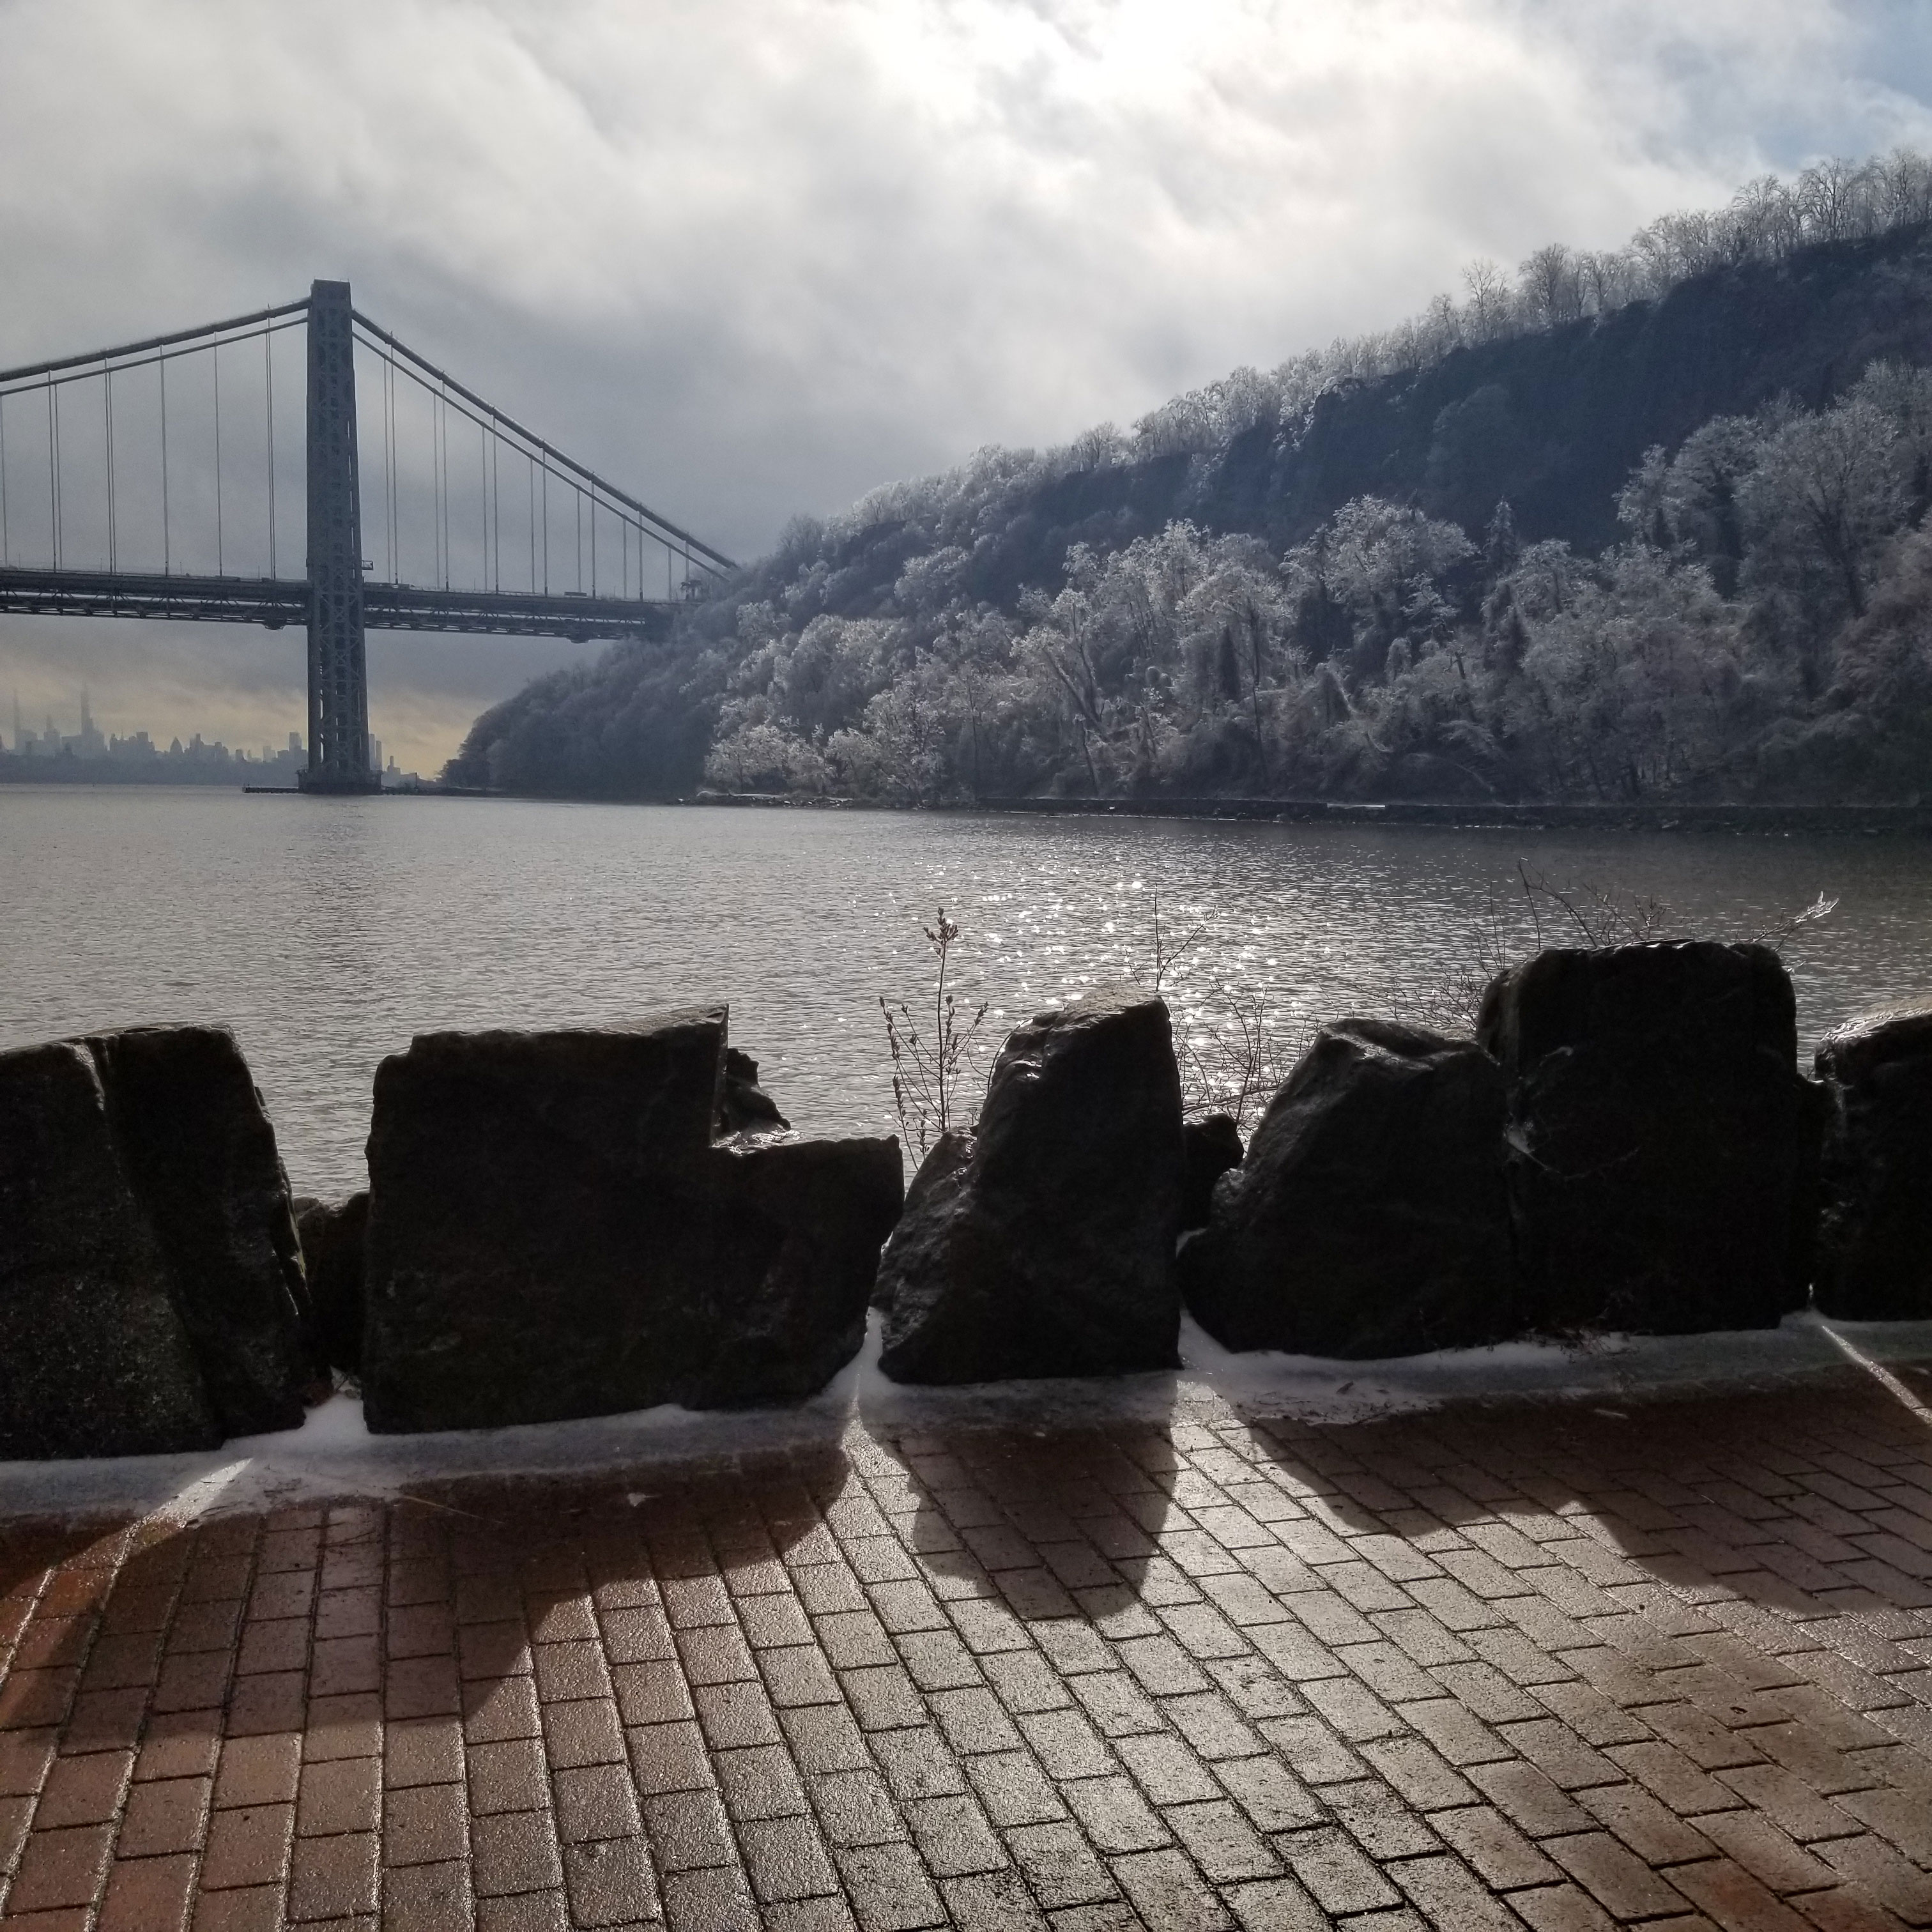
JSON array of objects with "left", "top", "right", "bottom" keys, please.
[{"left": 0, "top": 280, "right": 736, "bottom": 791}]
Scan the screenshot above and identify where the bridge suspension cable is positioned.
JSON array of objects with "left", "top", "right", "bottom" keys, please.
[
  {"left": 1, "top": 302, "right": 307, "bottom": 583},
  {"left": 347, "top": 310, "right": 734, "bottom": 606}
]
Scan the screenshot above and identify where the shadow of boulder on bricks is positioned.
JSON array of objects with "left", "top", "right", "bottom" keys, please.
[
  {"left": 1478, "top": 940, "right": 1821, "bottom": 1335},
  {"left": 875, "top": 983, "right": 1184, "bottom": 1385},
  {"left": 0, "top": 1040, "right": 224, "bottom": 1457},
  {"left": 1814, "top": 996, "right": 1932, "bottom": 1320},
  {"left": 1181, "top": 1018, "right": 1521, "bottom": 1358},
  {"left": 358, "top": 1006, "right": 903, "bottom": 1434}
]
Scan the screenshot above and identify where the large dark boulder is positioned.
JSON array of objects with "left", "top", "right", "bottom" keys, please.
[
  {"left": 359, "top": 1008, "right": 902, "bottom": 1432},
  {"left": 0, "top": 1042, "right": 223, "bottom": 1458},
  {"left": 1180, "top": 1115, "right": 1244, "bottom": 1232},
  {"left": 1477, "top": 942, "right": 1818, "bottom": 1335},
  {"left": 682, "top": 1137, "right": 902, "bottom": 1406},
  {"left": 1180, "top": 1020, "right": 1517, "bottom": 1358},
  {"left": 296, "top": 1193, "right": 369, "bottom": 1374},
  {"left": 1814, "top": 999, "right": 1932, "bottom": 1319},
  {"left": 876, "top": 985, "right": 1184, "bottom": 1384},
  {"left": 82, "top": 1027, "right": 316, "bottom": 1434}
]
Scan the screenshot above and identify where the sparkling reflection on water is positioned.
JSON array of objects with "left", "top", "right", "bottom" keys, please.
[{"left": 4, "top": 785, "right": 1929, "bottom": 1197}]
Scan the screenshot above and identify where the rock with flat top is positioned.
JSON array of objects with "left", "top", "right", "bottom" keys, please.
[
  {"left": 1181, "top": 1020, "right": 1517, "bottom": 1358},
  {"left": 0, "top": 1041, "right": 223, "bottom": 1458},
  {"left": 877, "top": 985, "right": 1184, "bottom": 1384},
  {"left": 1477, "top": 941, "right": 1818, "bottom": 1335},
  {"left": 82, "top": 1025, "right": 317, "bottom": 1434},
  {"left": 360, "top": 1008, "right": 902, "bottom": 1432},
  {"left": 1814, "top": 998, "right": 1932, "bottom": 1319}
]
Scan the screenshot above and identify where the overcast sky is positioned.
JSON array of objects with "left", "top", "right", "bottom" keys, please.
[{"left": 5, "top": 0, "right": 1932, "bottom": 773}]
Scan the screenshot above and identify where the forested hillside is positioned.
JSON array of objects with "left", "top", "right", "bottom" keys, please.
[{"left": 448, "top": 152, "right": 1932, "bottom": 804}]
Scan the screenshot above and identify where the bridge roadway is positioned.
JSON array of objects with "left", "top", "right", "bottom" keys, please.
[{"left": 0, "top": 565, "right": 676, "bottom": 642}]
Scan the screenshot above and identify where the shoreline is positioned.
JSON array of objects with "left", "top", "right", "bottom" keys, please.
[
  {"left": 689, "top": 791, "right": 1932, "bottom": 834},
  {"left": 10, "top": 778, "right": 1931, "bottom": 832}
]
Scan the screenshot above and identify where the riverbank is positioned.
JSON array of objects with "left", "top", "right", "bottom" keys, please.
[{"left": 690, "top": 790, "right": 1932, "bottom": 834}]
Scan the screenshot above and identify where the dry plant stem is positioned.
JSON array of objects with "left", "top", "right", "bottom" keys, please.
[
  {"left": 879, "top": 907, "right": 990, "bottom": 1159},
  {"left": 1174, "top": 981, "right": 1299, "bottom": 1132},
  {"left": 1137, "top": 890, "right": 1298, "bottom": 1131},
  {"left": 1400, "top": 863, "right": 1839, "bottom": 1032}
]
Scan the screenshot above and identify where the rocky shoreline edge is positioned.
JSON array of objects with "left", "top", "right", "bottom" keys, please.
[{"left": 3, "top": 942, "right": 1928, "bottom": 1464}]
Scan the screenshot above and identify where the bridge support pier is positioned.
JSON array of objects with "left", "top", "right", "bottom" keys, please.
[{"left": 299, "top": 280, "right": 378, "bottom": 793}]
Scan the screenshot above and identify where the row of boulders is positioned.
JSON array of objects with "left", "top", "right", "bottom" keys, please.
[
  {"left": 2, "top": 947, "right": 1927, "bottom": 1458},
  {"left": 1181, "top": 942, "right": 1835, "bottom": 1358},
  {"left": 882, "top": 942, "right": 1929, "bottom": 1370},
  {"left": 1, "top": 1009, "right": 903, "bottom": 1455}
]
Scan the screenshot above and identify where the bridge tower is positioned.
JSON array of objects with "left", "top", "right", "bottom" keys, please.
[{"left": 300, "top": 280, "right": 377, "bottom": 792}]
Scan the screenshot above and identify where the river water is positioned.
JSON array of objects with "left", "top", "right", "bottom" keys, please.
[{"left": 4, "top": 785, "right": 1929, "bottom": 1198}]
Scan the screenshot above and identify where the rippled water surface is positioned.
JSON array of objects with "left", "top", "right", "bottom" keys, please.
[{"left": 4, "top": 785, "right": 1930, "bottom": 1196}]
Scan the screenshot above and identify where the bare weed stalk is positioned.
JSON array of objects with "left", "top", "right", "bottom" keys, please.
[
  {"left": 879, "top": 907, "right": 991, "bottom": 1159},
  {"left": 1408, "top": 862, "right": 1836, "bottom": 1033},
  {"left": 1171, "top": 983, "right": 1301, "bottom": 1132},
  {"left": 1754, "top": 891, "right": 1839, "bottom": 952},
  {"left": 1131, "top": 891, "right": 1300, "bottom": 1131}
]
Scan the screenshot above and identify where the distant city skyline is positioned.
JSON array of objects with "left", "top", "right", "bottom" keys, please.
[{"left": 4, "top": 687, "right": 408, "bottom": 779}]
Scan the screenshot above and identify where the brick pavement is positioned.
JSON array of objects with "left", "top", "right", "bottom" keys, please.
[{"left": 3, "top": 1365, "right": 1932, "bottom": 1930}]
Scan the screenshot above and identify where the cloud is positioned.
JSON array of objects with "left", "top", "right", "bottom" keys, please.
[{"left": 4, "top": 0, "right": 1930, "bottom": 770}]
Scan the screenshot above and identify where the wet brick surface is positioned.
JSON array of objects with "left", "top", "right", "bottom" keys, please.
[{"left": 3, "top": 1368, "right": 1932, "bottom": 1928}]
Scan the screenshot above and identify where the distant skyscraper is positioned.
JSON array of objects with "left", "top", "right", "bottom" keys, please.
[{"left": 77, "top": 688, "right": 104, "bottom": 758}]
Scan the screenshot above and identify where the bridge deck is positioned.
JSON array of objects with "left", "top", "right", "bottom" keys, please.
[{"left": 0, "top": 569, "right": 676, "bottom": 641}]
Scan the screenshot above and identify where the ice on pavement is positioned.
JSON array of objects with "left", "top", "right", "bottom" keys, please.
[{"left": 4, "top": 1308, "right": 1928, "bottom": 1523}]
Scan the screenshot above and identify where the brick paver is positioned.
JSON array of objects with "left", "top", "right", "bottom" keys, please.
[{"left": 3, "top": 1365, "right": 1931, "bottom": 1928}]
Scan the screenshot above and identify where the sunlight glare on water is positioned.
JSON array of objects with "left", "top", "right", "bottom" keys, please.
[{"left": 4, "top": 786, "right": 1930, "bottom": 1197}]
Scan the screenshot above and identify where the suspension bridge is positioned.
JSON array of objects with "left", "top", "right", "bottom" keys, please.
[{"left": 0, "top": 282, "right": 737, "bottom": 791}]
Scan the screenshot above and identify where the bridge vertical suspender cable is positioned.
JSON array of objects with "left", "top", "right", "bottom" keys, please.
[
  {"left": 437, "top": 385, "right": 450, "bottom": 590},
  {"left": 382, "top": 353, "right": 397, "bottom": 583},
  {"left": 429, "top": 385, "right": 439, "bottom": 586},
  {"left": 49, "top": 380, "right": 63, "bottom": 572},
  {"left": 103, "top": 364, "right": 116, "bottom": 573},
  {"left": 266, "top": 328, "right": 277, "bottom": 578},
  {"left": 388, "top": 357, "right": 399, "bottom": 582},
  {"left": 213, "top": 336, "right": 224, "bottom": 576},
  {"left": 0, "top": 392, "right": 9, "bottom": 565},
  {"left": 159, "top": 351, "right": 170, "bottom": 575}
]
